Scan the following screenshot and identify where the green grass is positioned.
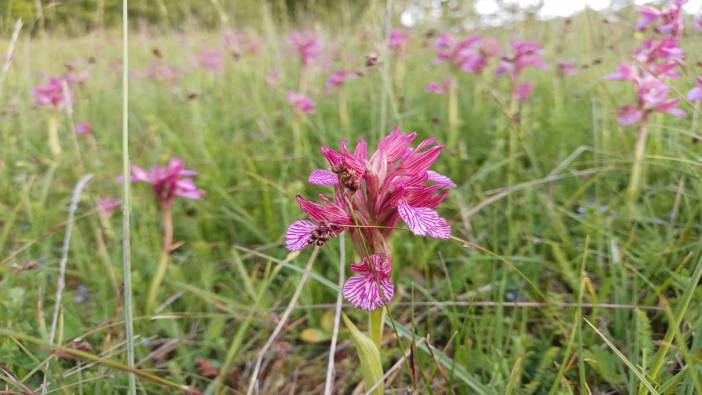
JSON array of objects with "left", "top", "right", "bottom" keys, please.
[{"left": 1, "top": 4, "right": 702, "bottom": 394}]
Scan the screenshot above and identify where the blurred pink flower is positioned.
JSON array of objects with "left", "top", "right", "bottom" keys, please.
[
  {"left": 388, "top": 30, "right": 408, "bottom": 53},
  {"left": 76, "top": 122, "right": 92, "bottom": 135},
  {"left": 148, "top": 63, "right": 180, "bottom": 82},
  {"left": 695, "top": 15, "right": 702, "bottom": 31},
  {"left": 223, "top": 30, "right": 260, "bottom": 58},
  {"left": 424, "top": 79, "right": 452, "bottom": 95},
  {"left": 436, "top": 33, "right": 499, "bottom": 74},
  {"left": 326, "top": 70, "right": 357, "bottom": 88},
  {"left": 513, "top": 82, "right": 535, "bottom": 102},
  {"left": 198, "top": 48, "right": 224, "bottom": 72},
  {"left": 557, "top": 60, "right": 578, "bottom": 76},
  {"left": 130, "top": 158, "right": 204, "bottom": 208},
  {"left": 98, "top": 198, "right": 121, "bottom": 216},
  {"left": 287, "top": 91, "right": 315, "bottom": 114},
  {"left": 33, "top": 78, "right": 67, "bottom": 109},
  {"left": 636, "top": 0, "right": 686, "bottom": 36},
  {"left": 286, "top": 127, "right": 454, "bottom": 310},
  {"left": 289, "top": 31, "right": 322, "bottom": 66},
  {"left": 496, "top": 40, "right": 547, "bottom": 81},
  {"left": 689, "top": 76, "right": 702, "bottom": 101},
  {"left": 64, "top": 71, "right": 90, "bottom": 86},
  {"left": 267, "top": 69, "right": 281, "bottom": 86},
  {"left": 605, "top": 1, "right": 686, "bottom": 126}
]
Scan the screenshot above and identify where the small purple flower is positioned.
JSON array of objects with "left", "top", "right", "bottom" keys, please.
[
  {"left": 496, "top": 40, "right": 547, "bottom": 81},
  {"left": 557, "top": 60, "right": 578, "bottom": 77},
  {"left": 424, "top": 79, "right": 452, "bottom": 95},
  {"left": 388, "top": 30, "right": 408, "bottom": 53},
  {"left": 76, "top": 122, "right": 92, "bottom": 135},
  {"left": 130, "top": 158, "right": 204, "bottom": 208},
  {"left": 98, "top": 198, "right": 121, "bottom": 216},
  {"left": 198, "top": 48, "right": 224, "bottom": 72},
  {"left": 33, "top": 78, "right": 67, "bottom": 109},
  {"left": 688, "top": 76, "right": 702, "bottom": 101},
  {"left": 326, "top": 70, "right": 357, "bottom": 89},
  {"left": 513, "top": 82, "right": 535, "bottom": 102},
  {"left": 287, "top": 91, "right": 315, "bottom": 114},
  {"left": 267, "top": 69, "right": 281, "bottom": 87},
  {"left": 289, "top": 31, "right": 322, "bottom": 66}
]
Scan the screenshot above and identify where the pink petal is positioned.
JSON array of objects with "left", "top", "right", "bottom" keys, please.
[
  {"left": 285, "top": 220, "right": 316, "bottom": 251},
  {"left": 343, "top": 255, "right": 394, "bottom": 311},
  {"left": 308, "top": 169, "right": 338, "bottom": 186},
  {"left": 397, "top": 200, "right": 451, "bottom": 239},
  {"left": 130, "top": 166, "right": 151, "bottom": 182},
  {"left": 427, "top": 170, "right": 456, "bottom": 188},
  {"left": 689, "top": 87, "right": 702, "bottom": 102}
]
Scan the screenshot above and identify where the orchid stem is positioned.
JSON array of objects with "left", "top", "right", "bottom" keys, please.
[
  {"left": 626, "top": 122, "right": 649, "bottom": 216},
  {"left": 447, "top": 76, "right": 458, "bottom": 148},
  {"left": 48, "top": 113, "right": 62, "bottom": 156},
  {"left": 146, "top": 203, "right": 173, "bottom": 312},
  {"left": 369, "top": 307, "right": 385, "bottom": 349}
]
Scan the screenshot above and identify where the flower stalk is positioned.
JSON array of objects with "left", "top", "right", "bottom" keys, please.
[
  {"left": 146, "top": 202, "right": 174, "bottom": 312},
  {"left": 48, "top": 112, "right": 62, "bottom": 156},
  {"left": 626, "top": 122, "right": 649, "bottom": 213}
]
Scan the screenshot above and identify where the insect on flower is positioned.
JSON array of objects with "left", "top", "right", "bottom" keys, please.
[{"left": 285, "top": 127, "right": 455, "bottom": 310}]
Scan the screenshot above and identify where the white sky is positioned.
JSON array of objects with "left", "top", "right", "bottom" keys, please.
[{"left": 475, "top": 0, "right": 702, "bottom": 18}]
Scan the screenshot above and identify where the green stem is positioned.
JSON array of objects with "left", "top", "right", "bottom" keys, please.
[
  {"left": 626, "top": 122, "right": 649, "bottom": 215},
  {"left": 146, "top": 203, "right": 173, "bottom": 312},
  {"left": 121, "top": 0, "right": 136, "bottom": 391},
  {"left": 369, "top": 308, "right": 385, "bottom": 349},
  {"left": 48, "top": 113, "right": 62, "bottom": 156}
]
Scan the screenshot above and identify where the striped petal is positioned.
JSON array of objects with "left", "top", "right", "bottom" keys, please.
[
  {"left": 308, "top": 169, "right": 338, "bottom": 186},
  {"left": 397, "top": 200, "right": 451, "bottom": 239},
  {"left": 427, "top": 170, "right": 456, "bottom": 188},
  {"left": 343, "top": 255, "right": 394, "bottom": 311},
  {"left": 285, "top": 220, "right": 315, "bottom": 251}
]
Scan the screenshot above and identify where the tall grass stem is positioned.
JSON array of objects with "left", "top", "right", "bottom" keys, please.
[{"left": 121, "top": 0, "right": 137, "bottom": 392}]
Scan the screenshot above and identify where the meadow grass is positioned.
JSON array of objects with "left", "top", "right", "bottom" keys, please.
[{"left": 1, "top": 4, "right": 702, "bottom": 394}]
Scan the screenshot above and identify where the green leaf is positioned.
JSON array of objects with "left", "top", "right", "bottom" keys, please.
[{"left": 342, "top": 313, "right": 384, "bottom": 395}]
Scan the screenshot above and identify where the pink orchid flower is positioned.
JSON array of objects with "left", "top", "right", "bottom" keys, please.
[
  {"left": 424, "top": 79, "right": 453, "bottom": 95},
  {"left": 198, "top": 48, "right": 224, "bottom": 72},
  {"left": 285, "top": 127, "right": 454, "bottom": 310},
  {"left": 689, "top": 76, "right": 702, "bottom": 101},
  {"left": 557, "top": 60, "right": 578, "bottom": 77},
  {"left": 326, "top": 70, "right": 357, "bottom": 88},
  {"left": 496, "top": 40, "right": 547, "bottom": 81},
  {"left": 343, "top": 255, "right": 394, "bottom": 311},
  {"left": 388, "top": 30, "right": 408, "bottom": 53},
  {"left": 436, "top": 33, "right": 499, "bottom": 74},
  {"left": 513, "top": 82, "right": 535, "bottom": 102},
  {"left": 287, "top": 91, "right": 315, "bottom": 114},
  {"left": 76, "top": 122, "right": 92, "bottom": 135},
  {"left": 289, "top": 31, "right": 322, "bottom": 66},
  {"left": 98, "top": 198, "right": 121, "bottom": 216},
  {"left": 605, "top": 1, "right": 687, "bottom": 126},
  {"left": 33, "top": 78, "right": 67, "bottom": 109},
  {"left": 696, "top": 15, "right": 702, "bottom": 31},
  {"left": 130, "top": 158, "right": 204, "bottom": 208}
]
